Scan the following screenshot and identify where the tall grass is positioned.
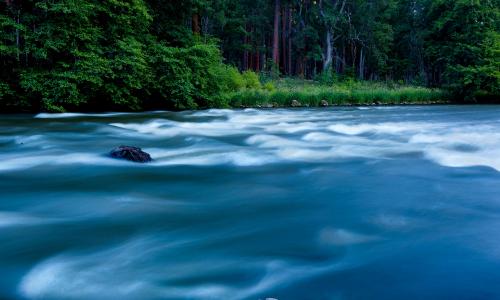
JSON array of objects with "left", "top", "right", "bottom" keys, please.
[{"left": 226, "top": 79, "right": 450, "bottom": 107}]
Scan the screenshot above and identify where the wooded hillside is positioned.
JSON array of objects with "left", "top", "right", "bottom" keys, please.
[{"left": 1, "top": 0, "right": 498, "bottom": 112}]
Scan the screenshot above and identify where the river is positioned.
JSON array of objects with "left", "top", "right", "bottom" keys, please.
[{"left": 1, "top": 106, "right": 500, "bottom": 299}]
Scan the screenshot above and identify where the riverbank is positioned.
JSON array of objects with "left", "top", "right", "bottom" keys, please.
[
  {"left": 0, "top": 78, "right": 462, "bottom": 113},
  {"left": 224, "top": 79, "right": 450, "bottom": 108}
]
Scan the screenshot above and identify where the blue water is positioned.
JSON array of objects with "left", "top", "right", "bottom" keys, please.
[{"left": 1, "top": 106, "right": 500, "bottom": 299}]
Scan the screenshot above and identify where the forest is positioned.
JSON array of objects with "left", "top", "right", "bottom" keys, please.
[{"left": 0, "top": 0, "right": 499, "bottom": 112}]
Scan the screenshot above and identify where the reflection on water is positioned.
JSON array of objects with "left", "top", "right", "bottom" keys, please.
[{"left": 1, "top": 106, "right": 500, "bottom": 299}]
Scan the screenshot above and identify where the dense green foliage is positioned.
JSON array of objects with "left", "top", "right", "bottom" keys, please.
[
  {"left": 424, "top": 0, "right": 499, "bottom": 100},
  {"left": 0, "top": 0, "right": 238, "bottom": 111},
  {"left": 0, "top": 0, "right": 498, "bottom": 112}
]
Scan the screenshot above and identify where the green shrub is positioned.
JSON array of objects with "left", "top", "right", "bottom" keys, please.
[
  {"left": 263, "top": 82, "right": 276, "bottom": 92},
  {"left": 242, "top": 70, "right": 261, "bottom": 89},
  {"left": 218, "top": 65, "right": 245, "bottom": 91},
  {"left": 0, "top": 81, "right": 14, "bottom": 101},
  {"left": 315, "top": 67, "right": 337, "bottom": 85},
  {"left": 150, "top": 42, "right": 232, "bottom": 109}
]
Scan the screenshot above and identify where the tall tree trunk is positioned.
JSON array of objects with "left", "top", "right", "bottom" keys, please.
[
  {"left": 281, "top": 6, "right": 287, "bottom": 74},
  {"left": 243, "top": 32, "right": 248, "bottom": 70},
  {"left": 323, "top": 30, "right": 333, "bottom": 70},
  {"left": 16, "top": 9, "right": 20, "bottom": 62},
  {"left": 255, "top": 51, "right": 260, "bottom": 72},
  {"left": 249, "top": 44, "right": 254, "bottom": 70},
  {"left": 249, "top": 25, "right": 253, "bottom": 70},
  {"left": 301, "top": 57, "right": 307, "bottom": 78},
  {"left": 342, "top": 46, "right": 346, "bottom": 73},
  {"left": 320, "top": 0, "right": 346, "bottom": 72},
  {"left": 287, "top": 6, "right": 292, "bottom": 75},
  {"left": 262, "top": 35, "right": 267, "bottom": 70},
  {"left": 351, "top": 42, "right": 357, "bottom": 71},
  {"left": 359, "top": 48, "right": 364, "bottom": 80},
  {"left": 192, "top": 14, "right": 200, "bottom": 35},
  {"left": 272, "top": 0, "right": 280, "bottom": 67}
]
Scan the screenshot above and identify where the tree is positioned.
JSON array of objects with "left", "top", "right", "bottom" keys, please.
[
  {"left": 272, "top": 0, "right": 281, "bottom": 67},
  {"left": 424, "top": 0, "right": 500, "bottom": 100}
]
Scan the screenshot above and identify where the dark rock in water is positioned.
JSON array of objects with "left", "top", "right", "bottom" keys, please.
[
  {"left": 291, "top": 99, "right": 301, "bottom": 107},
  {"left": 320, "top": 100, "right": 329, "bottom": 107},
  {"left": 110, "top": 145, "right": 152, "bottom": 163}
]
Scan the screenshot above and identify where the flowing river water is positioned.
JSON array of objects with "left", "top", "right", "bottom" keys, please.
[{"left": 1, "top": 106, "right": 500, "bottom": 299}]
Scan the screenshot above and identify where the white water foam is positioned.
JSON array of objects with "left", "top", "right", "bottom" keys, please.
[
  {"left": 6, "top": 108, "right": 500, "bottom": 171},
  {"left": 18, "top": 236, "right": 362, "bottom": 300},
  {"left": 110, "top": 119, "right": 251, "bottom": 137},
  {"left": 35, "top": 112, "right": 129, "bottom": 119},
  {"left": 152, "top": 150, "right": 276, "bottom": 167},
  {"left": 0, "top": 153, "right": 129, "bottom": 172},
  {"left": 328, "top": 122, "right": 439, "bottom": 136},
  {"left": 408, "top": 125, "right": 500, "bottom": 171}
]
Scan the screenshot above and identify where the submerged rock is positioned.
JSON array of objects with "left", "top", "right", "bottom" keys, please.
[
  {"left": 320, "top": 100, "right": 329, "bottom": 107},
  {"left": 291, "top": 99, "right": 301, "bottom": 107},
  {"left": 110, "top": 145, "right": 152, "bottom": 163}
]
